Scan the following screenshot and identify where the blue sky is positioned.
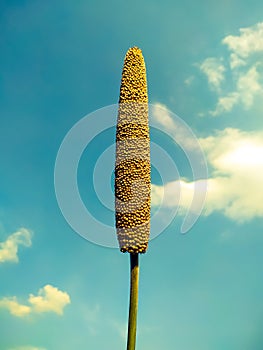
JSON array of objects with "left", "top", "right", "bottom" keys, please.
[{"left": 1, "top": 1, "right": 263, "bottom": 349}]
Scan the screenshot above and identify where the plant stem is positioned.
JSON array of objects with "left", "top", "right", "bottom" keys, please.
[{"left": 127, "top": 253, "right": 139, "bottom": 350}]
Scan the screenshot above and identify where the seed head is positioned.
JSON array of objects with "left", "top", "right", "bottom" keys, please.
[{"left": 115, "top": 47, "right": 151, "bottom": 254}]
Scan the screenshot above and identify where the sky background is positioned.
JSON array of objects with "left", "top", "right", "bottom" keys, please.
[{"left": 1, "top": 1, "right": 263, "bottom": 349}]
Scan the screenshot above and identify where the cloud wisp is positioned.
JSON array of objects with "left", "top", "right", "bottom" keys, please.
[
  {"left": 0, "top": 285, "right": 71, "bottom": 317},
  {"left": 210, "top": 64, "right": 263, "bottom": 116},
  {"left": 199, "top": 22, "right": 263, "bottom": 116},
  {"left": 200, "top": 57, "right": 226, "bottom": 92},
  {"left": 0, "top": 228, "right": 32, "bottom": 264}
]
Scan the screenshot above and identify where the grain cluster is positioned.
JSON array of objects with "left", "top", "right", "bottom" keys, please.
[{"left": 115, "top": 47, "right": 151, "bottom": 254}]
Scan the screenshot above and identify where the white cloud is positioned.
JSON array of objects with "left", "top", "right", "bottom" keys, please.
[
  {"left": 0, "top": 285, "right": 70, "bottom": 317},
  {"left": 236, "top": 64, "right": 263, "bottom": 107},
  {"left": 152, "top": 180, "right": 206, "bottom": 215},
  {"left": 151, "top": 102, "right": 199, "bottom": 150},
  {"left": 29, "top": 285, "right": 71, "bottom": 315},
  {"left": 0, "top": 228, "right": 32, "bottom": 264},
  {"left": 200, "top": 57, "right": 226, "bottom": 91},
  {"left": 229, "top": 53, "right": 246, "bottom": 70},
  {"left": 0, "top": 298, "right": 31, "bottom": 317},
  {"left": 210, "top": 64, "right": 263, "bottom": 115},
  {"left": 152, "top": 103, "right": 175, "bottom": 130},
  {"left": 199, "top": 22, "right": 263, "bottom": 116},
  {"left": 152, "top": 127, "right": 263, "bottom": 222},
  {"left": 210, "top": 92, "right": 239, "bottom": 116},
  {"left": 223, "top": 22, "right": 263, "bottom": 59}
]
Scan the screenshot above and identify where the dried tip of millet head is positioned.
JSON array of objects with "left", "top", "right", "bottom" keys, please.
[
  {"left": 126, "top": 46, "right": 142, "bottom": 55},
  {"left": 115, "top": 47, "right": 151, "bottom": 254},
  {"left": 119, "top": 47, "right": 148, "bottom": 104}
]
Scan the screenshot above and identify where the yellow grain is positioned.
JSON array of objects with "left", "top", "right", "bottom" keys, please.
[{"left": 115, "top": 47, "right": 151, "bottom": 254}]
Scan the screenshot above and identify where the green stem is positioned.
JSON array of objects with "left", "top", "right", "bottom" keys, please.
[{"left": 127, "top": 253, "right": 139, "bottom": 350}]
